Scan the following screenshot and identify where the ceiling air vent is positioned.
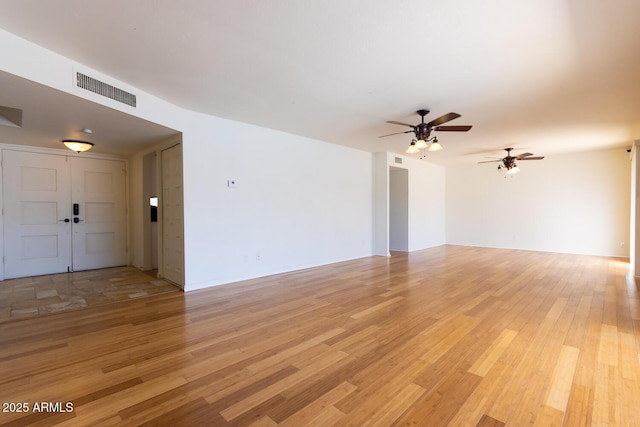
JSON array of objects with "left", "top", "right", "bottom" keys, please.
[
  {"left": 76, "top": 72, "right": 137, "bottom": 107},
  {"left": 394, "top": 157, "right": 403, "bottom": 164}
]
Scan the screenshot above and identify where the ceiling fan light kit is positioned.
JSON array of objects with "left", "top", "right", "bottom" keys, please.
[{"left": 380, "top": 109, "right": 472, "bottom": 157}]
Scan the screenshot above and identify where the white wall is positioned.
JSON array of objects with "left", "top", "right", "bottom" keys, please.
[
  {"left": 181, "top": 113, "right": 374, "bottom": 289},
  {"left": 446, "top": 147, "right": 631, "bottom": 257},
  {"left": 406, "top": 156, "right": 446, "bottom": 251}
]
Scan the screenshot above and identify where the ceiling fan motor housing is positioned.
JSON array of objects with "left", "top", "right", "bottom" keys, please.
[
  {"left": 503, "top": 156, "right": 516, "bottom": 169},
  {"left": 415, "top": 124, "right": 431, "bottom": 140}
]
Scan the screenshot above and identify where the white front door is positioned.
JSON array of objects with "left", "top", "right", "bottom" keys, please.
[
  {"left": 3, "top": 150, "right": 127, "bottom": 279},
  {"left": 70, "top": 157, "right": 127, "bottom": 271},
  {"left": 3, "top": 151, "right": 73, "bottom": 278}
]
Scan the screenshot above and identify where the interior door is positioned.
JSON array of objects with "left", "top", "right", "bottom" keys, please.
[
  {"left": 3, "top": 150, "right": 72, "bottom": 278},
  {"left": 70, "top": 157, "right": 127, "bottom": 271},
  {"left": 161, "top": 144, "right": 184, "bottom": 287}
]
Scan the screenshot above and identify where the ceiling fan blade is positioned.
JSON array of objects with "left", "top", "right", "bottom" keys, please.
[
  {"left": 478, "top": 159, "right": 502, "bottom": 163},
  {"left": 378, "top": 130, "right": 414, "bottom": 138},
  {"left": 426, "top": 112, "right": 461, "bottom": 127},
  {"left": 515, "top": 152, "right": 534, "bottom": 159},
  {"left": 434, "top": 125, "right": 472, "bottom": 132},
  {"left": 519, "top": 156, "right": 545, "bottom": 160},
  {"left": 386, "top": 120, "right": 415, "bottom": 128}
]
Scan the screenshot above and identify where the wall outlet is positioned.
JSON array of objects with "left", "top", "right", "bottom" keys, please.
[
  {"left": 256, "top": 253, "right": 261, "bottom": 261},
  {"left": 620, "top": 241, "right": 625, "bottom": 248}
]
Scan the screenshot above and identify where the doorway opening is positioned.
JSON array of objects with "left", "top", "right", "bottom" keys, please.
[
  {"left": 141, "top": 143, "right": 184, "bottom": 288},
  {"left": 389, "top": 166, "right": 409, "bottom": 252}
]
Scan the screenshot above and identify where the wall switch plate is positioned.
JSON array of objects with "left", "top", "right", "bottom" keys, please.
[{"left": 227, "top": 179, "right": 237, "bottom": 188}]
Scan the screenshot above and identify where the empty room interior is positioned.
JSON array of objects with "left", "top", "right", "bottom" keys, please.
[{"left": 1, "top": 1, "right": 640, "bottom": 426}]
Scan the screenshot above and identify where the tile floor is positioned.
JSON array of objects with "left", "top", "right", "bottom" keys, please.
[{"left": 0, "top": 266, "right": 180, "bottom": 323}]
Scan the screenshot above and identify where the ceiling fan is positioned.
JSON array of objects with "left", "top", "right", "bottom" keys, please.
[
  {"left": 380, "top": 109, "right": 472, "bottom": 154},
  {"left": 478, "top": 147, "right": 544, "bottom": 174}
]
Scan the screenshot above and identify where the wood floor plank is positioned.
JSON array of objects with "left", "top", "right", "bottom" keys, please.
[
  {"left": 447, "top": 361, "right": 511, "bottom": 426},
  {"left": 533, "top": 405, "right": 565, "bottom": 426},
  {"left": 545, "top": 344, "right": 580, "bottom": 411},
  {"left": 0, "top": 246, "right": 638, "bottom": 426},
  {"left": 419, "top": 315, "right": 481, "bottom": 363},
  {"left": 279, "top": 381, "right": 356, "bottom": 427},
  {"left": 360, "top": 382, "right": 425, "bottom": 427},
  {"left": 563, "top": 383, "right": 593, "bottom": 427},
  {"left": 349, "top": 296, "right": 404, "bottom": 319},
  {"left": 219, "top": 350, "right": 349, "bottom": 421},
  {"left": 592, "top": 363, "right": 618, "bottom": 425},
  {"left": 468, "top": 328, "right": 518, "bottom": 377},
  {"left": 597, "top": 324, "right": 619, "bottom": 366},
  {"left": 474, "top": 414, "right": 506, "bottom": 427},
  {"left": 399, "top": 370, "right": 483, "bottom": 426}
]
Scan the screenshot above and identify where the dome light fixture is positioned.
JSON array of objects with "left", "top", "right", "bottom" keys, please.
[{"left": 62, "top": 139, "right": 94, "bottom": 153}]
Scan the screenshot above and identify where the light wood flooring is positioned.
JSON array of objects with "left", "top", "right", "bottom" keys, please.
[{"left": 0, "top": 245, "right": 638, "bottom": 426}]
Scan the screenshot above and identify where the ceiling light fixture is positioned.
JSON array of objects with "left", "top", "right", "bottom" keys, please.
[
  {"left": 406, "top": 139, "right": 420, "bottom": 154},
  {"left": 62, "top": 139, "right": 94, "bottom": 153},
  {"left": 428, "top": 137, "right": 443, "bottom": 151}
]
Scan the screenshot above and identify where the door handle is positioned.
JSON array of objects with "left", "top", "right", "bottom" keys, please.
[
  {"left": 59, "top": 218, "right": 70, "bottom": 223},
  {"left": 73, "top": 217, "right": 84, "bottom": 224}
]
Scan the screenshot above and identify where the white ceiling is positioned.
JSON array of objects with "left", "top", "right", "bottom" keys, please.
[{"left": 0, "top": 0, "right": 639, "bottom": 163}]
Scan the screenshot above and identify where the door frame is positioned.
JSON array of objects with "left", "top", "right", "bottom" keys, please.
[
  {"left": 159, "top": 142, "right": 184, "bottom": 287},
  {"left": 0, "top": 143, "right": 129, "bottom": 281}
]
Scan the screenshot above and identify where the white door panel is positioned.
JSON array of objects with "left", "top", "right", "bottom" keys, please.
[
  {"left": 3, "top": 151, "right": 72, "bottom": 278},
  {"left": 70, "top": 157, "right": 127, "bottom": 271}
]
